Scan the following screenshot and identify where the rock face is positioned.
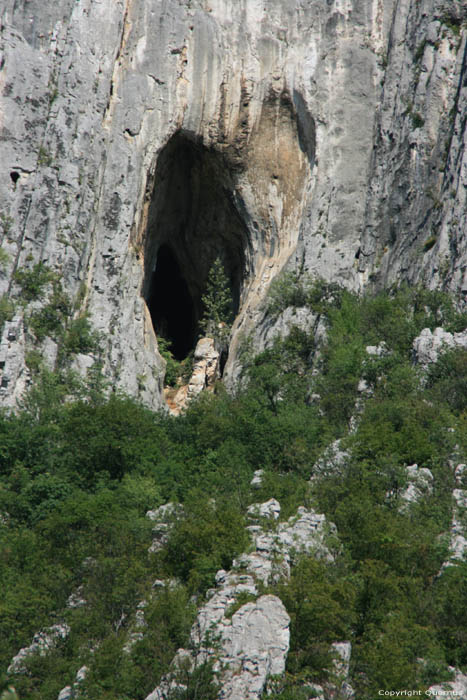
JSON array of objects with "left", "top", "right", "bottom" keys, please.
[
  {"left": 145, "top": 501, "right": 336, "bottom": 700},
  {"left": 167, "top": 336, "right": 220, "bottom": 414},
  {"left": 1, "top": 0, "right": 466, "bottom": 407}
]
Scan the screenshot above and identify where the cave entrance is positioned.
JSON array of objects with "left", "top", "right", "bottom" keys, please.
[
  {"left": 146, "top": 245, "right": 196, "bottom": 361},
  {"left": 142, "top": 131, "right": 250, "bottom": 363}
]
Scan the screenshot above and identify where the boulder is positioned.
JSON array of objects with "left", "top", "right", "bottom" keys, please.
[{"left": 412, "top": 328, "right": 467, "bottom": 368}]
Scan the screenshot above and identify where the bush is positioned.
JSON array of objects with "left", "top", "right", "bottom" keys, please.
[
  {"left": 14, "top": 263, "right": 55, "bottom": 303},
  {"left": 157, "top": 336, "right": 182, "bottom": 387},
  {"left": 162, "top": 496, "right": 249, "bottom": 594},
  {"left": 60, "top": 314, "right": 99, "bottom": 357},
  {"left": 0, "top": 295, "right": 15, "bottom": 333},
  {"left": 199, "top": 258, "right": 233, "bottom": 344}
]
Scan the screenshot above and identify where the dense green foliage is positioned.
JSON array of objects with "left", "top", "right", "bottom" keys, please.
[{"left": 0, "top": 282, "right": 466, "bottom": 699}]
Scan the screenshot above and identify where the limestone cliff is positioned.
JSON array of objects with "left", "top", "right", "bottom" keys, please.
[{"left": 0, "top": 0, "right": 466, "bottom": 407}]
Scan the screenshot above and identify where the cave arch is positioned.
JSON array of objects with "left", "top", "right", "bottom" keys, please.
[{"left": 142, "top": 132, "right": 251, "bottom": 361}]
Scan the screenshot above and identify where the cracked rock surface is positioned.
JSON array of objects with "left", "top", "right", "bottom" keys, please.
[
  {"left": 145, "top": 501, "right": 336, "bottom": 700},
  {"left": 1, "top": 0, "right": 466, "bottom": 408}
]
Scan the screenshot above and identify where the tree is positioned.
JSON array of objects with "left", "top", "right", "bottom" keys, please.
[{"left": 199, "top": 258, "right": 233, "bottom": 345}]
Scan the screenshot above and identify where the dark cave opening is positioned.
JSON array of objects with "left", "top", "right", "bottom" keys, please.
[
  {"left": 146, "top": 245, "right": 196, "bottom": 361},
  {"left": 142, "top": 131, "right": 250, "bottom": 363}
]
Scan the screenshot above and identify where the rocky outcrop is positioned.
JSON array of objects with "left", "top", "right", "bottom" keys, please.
[
  {"left": 145, "top": 500, "right": 336, "bottom": 700},
  {"left": 146, "top": 502, "right": 183, "bottom": 554},
  {"left": 399, "top": 463, "right": 434, "bottom": 508},
  {"left": 413, "top": 326, "right": 467, "bottom": 368},
  {"left": 167, "top": 336, "right": 220, "bottom": 414},
  {"left": 1, "top": 0, "right": 466, "bottom": 408},
  {"left": 305, "top": 642, "right": 355, "bottom": 700},
  {"left": 7, "top": 623, "right": 70, "bottom": 675},
  {"left": 428, "top": 668, "right": 467, "bottom": 698},
  {"left": 0, "top": 315, "right": 28, "bottom": 408},
  {"left": 445, "top": 463, "right": 467, "bottom": 564},
  {"left": 57, "top": 666, "right": 88, "bottom": 700}
]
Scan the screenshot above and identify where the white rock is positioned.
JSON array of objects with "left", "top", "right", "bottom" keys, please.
[
  {"left": 250, "top": 470, "right": 264, "bottom": 488},
  {"left": 412, "top": 328, "right": 467, "bottom": 368},
  {"left": 146, "top": 503, "right": 183, "bottom": 553},
  {"left": 146, "top": 503, "right": 337, "bottom": 700},
  {"left": 247, "top": 499, "right": 281, "bottom": 520},
  {"left": 455, "top": 464, "right": 467, "bottom": 486},
  {"left": 366, "top": 342, "right": 388, "bottom": 357},
  {"left": 57, "top": 666, "right": 88, "bottom": 700},
  {"left": 218, "top": 595, "right": 290, "bottom": 700},
  {"left": 428, "top": 668, "right": 467, "bottom": 698},
  {"left": 399, "top": 464, "right": 434, "bottom": 507},
  {"left": 8, "top": 624, "right": 70, "bottom": 674}
]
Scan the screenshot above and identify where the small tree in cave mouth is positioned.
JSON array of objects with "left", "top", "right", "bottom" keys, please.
[{"left": 199, "top": 258, "right": 233, "bottom": 346}]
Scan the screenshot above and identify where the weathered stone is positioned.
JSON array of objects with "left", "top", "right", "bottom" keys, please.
[
  {"left": 312, "top": 439, "right": 350, "bottom": 479},
  {"left": 8, "top": 623, "right": 70, "bottom": 674},
  {"left": 399, "top": 464, "right": 434, "bottom": 508},
  {"left": 1, "top": 0, "right": 466, "bottom": 410},
  {"left": 168, "top": 337, "right": 220, "bottom": 414},
  {"left": 57, "top": 666, "right": 88, "bottom": 700},
  {"left": 250, "top": 470, "right": 264, "bottom": 488},
  {"left": 146, "top": 502, "right": 183, "bottom": 553},
  {"left": 217, "top": 595, "right": 290, "bottom": 700},
  {"left": 366, "top": 342, "right": 388, "bottom": 357},
  {"left": 428, "top": 668, "right": 467, "bottom": 698},
  {"left": 247, "top": 498, "right": 281, "bottom": 521},
  {"left": 413, "top": 327, "right": 467, "bottom": 368},
  {"left": 146, "top": 501, "right": 336, "bottom": 700}
]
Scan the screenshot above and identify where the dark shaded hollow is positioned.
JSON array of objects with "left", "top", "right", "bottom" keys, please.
[
  {"left": 142, "top": 132, "right": 251, "bottom": 362},
  {"left": 146, "top": 245, "right": 195, "bottom": 361}
]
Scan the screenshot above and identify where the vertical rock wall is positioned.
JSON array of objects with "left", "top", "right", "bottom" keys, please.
[{"left": 0, "top": 0, "right": 465, "bottom": 408}]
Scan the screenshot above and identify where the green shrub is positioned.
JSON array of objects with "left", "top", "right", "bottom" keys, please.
[
  {"left": 60, "top": 314, "right": 99, "bottom": 358},
  {"left": 423, "top": 235, "right": 437, "bottom": 252},
  {"left": 411, "top": 112, "right": 425, "bottom": 129},
  {"left": 14, "top": 263, "right": 55, "bottom": 303},
  {"left": 199, "top": 257, "right": 233, "bottom": 344},
  {"left": 157, "top": 336, "right": 182, "bottom": 387},
  {"left": 163, "top": 496, "right": 249, "bottom": 594},
  {"left": 0, "top": 247, "right": 9, "bottom": 271},
  {"left": 0, "top": 294, "right": 15, "bottom": 333}
]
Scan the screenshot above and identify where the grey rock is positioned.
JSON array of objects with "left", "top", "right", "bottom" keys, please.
[
  {"left": 312, "top": 440, "right": 350, "bottom": 479},
  {"left": 455, "top": 463, "right": 467, "bottom": 487},
  {"left": 57, "top": 666, "right": 88, "bottom": 700},
  {"left": 413, "top": 327, "right": 467, "bottom": 368},
  {"left": 250, "top": 470, "right": 264, "bottom": 488},
  {"left": 238, "top": 505, "right": 336, "bottom": 585},
  {"left": 399, "top": 464, "right": 434, "bottom": 507},
  {"left": 428, "top": 668, "right": 467, "bottom": 698},
  {"left": 247, "top": 498, "right": 281, "bottom": 521},
  {"left": 365, "top": 342, "right": 388, "bottom": 357},
  {"left": 168, "top": 337, "right": 220, "bottom": 415},
  {"left": 8, "top": 623, "right": 70, "bottom": 674},
  {"left": 449, "top": 488, "right": 467, "bottom": 563},
  {"left": 146, "top": 502, "right": 336, "bottom": 700},
  {"left": 331, "top": 641, "right": 352, "bottom": 679},
  {"left": 260, "top": 307, "right": 318, "bottom": 350},
  {"left": 1, "top": 0, "right": 466, "bottom": 409},
  {"left": 66, "top": 587, "right": 86, "bottom": 609},
  {"left": 217, "top": 595, "right": 290, "bottom": 700},
  {"left": 0, "top": 316, "right": 29, "bottom": 408},
  {"left": 146, "top": 502, "right": 183, "bottom": 554}
]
